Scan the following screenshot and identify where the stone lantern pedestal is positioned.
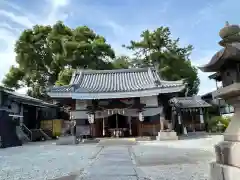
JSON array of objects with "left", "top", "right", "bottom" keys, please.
[
  {"left": 210, "top": 85, "right": 240, "bottom": 179},
  {"left": 156, "top": 119, "right": 178, "bottom": 141},
  {"left": 199, "top": 22, "right": 240, "bottom": 179}
]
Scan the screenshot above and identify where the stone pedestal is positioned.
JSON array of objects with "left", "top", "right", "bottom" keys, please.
[
  {"left": 156, "top": 131, "right": 178, "bottom": 141},
  {"left": 56, "top": 136, "right": 78, "bottom": 145},
  {"left": 82, "top": 139, "right": 100, "bottom": 144},
  {"left": 210, "top": 162, "right": 240, "bottom": 180},
  {"left": 198, "top": 23, "right": 240, "bottom": 180},
  {"left": 210, "top": 95, "right": 240, "bottom": 180}
]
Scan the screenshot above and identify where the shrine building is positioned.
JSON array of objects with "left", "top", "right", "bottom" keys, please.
[{"left": 47, "top": 67, "right": 211, "bottom": 138}]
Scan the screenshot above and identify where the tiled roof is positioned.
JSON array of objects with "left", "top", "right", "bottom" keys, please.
[
  {"left": 169, "top": 96, "right": 211, "bottom": 108},
  {"left": 3, "top": 90, "right": 57, "bottom": 107},
  {"left": 50, "top": 68, "right": 185, "bottom": 93}
]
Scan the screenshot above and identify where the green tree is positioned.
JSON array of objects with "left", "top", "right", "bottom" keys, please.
[
  {"left": 125, "top": 27, "right": 200, "bottom": 95},
  {"left": 112, "top": 56, "right": 131, "bottom": 69},
  {"left": 2, "top": 21, "right": 115, "bottom": 99}
]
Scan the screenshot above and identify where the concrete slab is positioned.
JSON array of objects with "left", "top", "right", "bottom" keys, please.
[{"left": 77, "top": 146, "right": 139, "bottom": 179}]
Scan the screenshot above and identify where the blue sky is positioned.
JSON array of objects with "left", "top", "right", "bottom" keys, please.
[{"left": 0, "top": 0, "right": 239, "bottom": 94}]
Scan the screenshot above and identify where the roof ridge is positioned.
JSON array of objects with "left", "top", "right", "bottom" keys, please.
[{"left": 75, "top": 67, "right": 154, "bottom": 74}]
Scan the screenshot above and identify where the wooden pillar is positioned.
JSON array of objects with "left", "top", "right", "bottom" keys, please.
[
  {"left": 128, "top": 116, "right": 132, "bottom": 136},
  {"left": 191, "top": 110, "right": 195, "bottom": 132},
  {"left": 138, "top": 120, "right": 142, "bottom": 136},
  {"left": 103, "top": 117, "right": 105, "bottom": 137},
  {"left": 199, "top": 108, "right": 204, "bottom": 123}
]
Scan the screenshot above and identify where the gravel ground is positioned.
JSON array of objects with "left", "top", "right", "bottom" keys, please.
[
  {"left": 0, "top": 141, "right": 101, "bottom": 180},
  {"left": 132, "top": 135, "right": 223, "bottom": 180},
  {"left": 0, "top": 135, "right": 223, "bottom": 180}
]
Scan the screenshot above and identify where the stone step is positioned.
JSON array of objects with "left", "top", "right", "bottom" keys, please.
[
  {"left": 156, "top": 131, "right": 178, "bottom": 141},
  {"left": 98, "top": 138, "right": 136, "bottom": 146}
]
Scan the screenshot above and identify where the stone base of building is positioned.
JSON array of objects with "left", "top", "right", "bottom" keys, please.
[
  {"left": 156, "top": 131, "right": 178, "bottom": 141},
  {"left": 210, "top": 162, "right": 240, "bottom": 180},
  {"left": 81, "top": 139, "right": 100, "bottom": 144},
  {"left": 56, "top": 136, "right": 78, "bottom": 145}
]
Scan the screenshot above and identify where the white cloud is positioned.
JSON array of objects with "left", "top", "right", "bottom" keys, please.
[
  {"left": 0, "top": 10, "right": 35, "bottom": 28},
  {"left": 0, "top": 0, "right": 70, "bottom": 94}
]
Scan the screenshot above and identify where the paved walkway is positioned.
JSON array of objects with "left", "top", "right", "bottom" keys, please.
[
  {"left": 52, "top": 139, "right": 145, "bottom": 180},
  {"left": 1, "top": 136, "right": 221, "bottom": 180},
  {"left": 78, "top": 146, "right": 142, "bottom": 180}
]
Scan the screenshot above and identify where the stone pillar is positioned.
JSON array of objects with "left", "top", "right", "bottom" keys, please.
[{"left": 211, "top": 97, "right": 240, "bottom": 179}]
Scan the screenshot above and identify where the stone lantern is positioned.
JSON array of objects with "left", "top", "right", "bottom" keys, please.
[{"left": 199, "top": 22, "right": 240, "bottom": 179}]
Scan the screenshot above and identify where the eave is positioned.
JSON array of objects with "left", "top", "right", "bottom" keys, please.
[{"left": 199, "top": 44, "right": 240, "bottom": 72}]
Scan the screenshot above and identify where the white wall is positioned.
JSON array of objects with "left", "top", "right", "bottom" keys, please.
[
  {"left": 140, "top": 96, "right": 158, "bottom": 107},
  {"left": 71, "top": 111, "right": 88, "bottom": 119},
  {"left": 75, "top": 100, "right": 87, "bottom": 110}
]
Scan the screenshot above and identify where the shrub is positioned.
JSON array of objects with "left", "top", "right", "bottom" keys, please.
[{"left": 207, "top": 116, "right": 231, "bottom": 132}]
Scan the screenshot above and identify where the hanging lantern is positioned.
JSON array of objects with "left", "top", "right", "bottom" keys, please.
[
  {"left": 178, "top": 114, "right": 182, "bottom": 124},
  {"left": 199, "top": 108, "right": 204, "bottom": 123},
  {"left": 88, "top": 113, "right": 95, "bottom": 124},
  {"left": 139, "top": 111, "right": 144, "bottom": 122}
]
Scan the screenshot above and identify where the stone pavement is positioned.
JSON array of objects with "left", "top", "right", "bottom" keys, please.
[
  {"left": 77, "top": 146, "right": 142, "bottom": 180},
  {"left": 52, "top": 136, "right": 222, "bottom": 180},
  {"left": 1, "top": 136, "right": 222, "bottom": 180},
  {"left": 76, "top": 139, "right": 144, "bottom": 180},
  {"left": 52, "top": 139, "right": 145, "bottom": 180}
]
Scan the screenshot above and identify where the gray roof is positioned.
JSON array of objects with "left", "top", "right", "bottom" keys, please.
[
  {"left": 169, "top": 96, "right": 211, "bottom": 108},
  {"left": 2, "top": 89, "right": 57, "bottom": 107},
  {"left": 49, "top": 68, "right": 186, "bottom": 99},
  {"left": 199, "top": 44, "right": 240, "bottom": 72}
]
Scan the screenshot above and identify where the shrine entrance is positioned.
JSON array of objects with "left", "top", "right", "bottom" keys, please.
[{"left": 105, "top": 114, "right": 129, "bottom": 137}]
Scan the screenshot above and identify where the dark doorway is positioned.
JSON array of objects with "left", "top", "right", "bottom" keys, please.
[
  {"left": 107, "top": 114, "right": 128, "bottom": 128},
  {"left": 105, "top": 114, "right": 129, "bottom": 137},
  {"left": 23, "top": 105, "right": 38, "bottom": 129},
  {"left": 0, "top": 110, "right": 22, "bottom": 148}
]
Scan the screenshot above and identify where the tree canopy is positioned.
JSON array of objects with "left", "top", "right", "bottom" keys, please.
[
  {"left": 2, "top": 22, "right": 200, "bottom": 98},
  {"left": 3, "top": 21, "right": 116, "bottom": 99},
  {"left": 125, "top": 27, "right": 200, "bottom": 95}
]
